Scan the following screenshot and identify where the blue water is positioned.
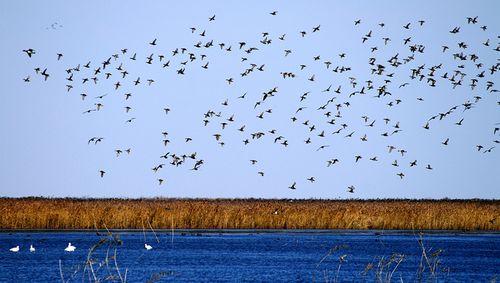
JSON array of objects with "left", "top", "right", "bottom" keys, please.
[{"left": 0, "top": 231, "right": 498, "bottom": 282}]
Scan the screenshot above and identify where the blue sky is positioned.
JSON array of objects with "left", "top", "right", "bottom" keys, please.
[{"left": 0, "top": 0, "right": 498, "bottom": 199}]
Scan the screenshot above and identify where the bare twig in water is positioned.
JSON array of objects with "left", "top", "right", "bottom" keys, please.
[
  {"left": 113, "top": 248, "right": 124, "bottom": 282},
  {"left": 59, "top": 259, "right": 65, "bottom": 283},
  {"left": 73, "top": 222, "right": 126, "bottom": 282},
  {"left": 334, "top": 254, "right": 347, "bottom": 283},
  {"left": 387, "top": 254, "right": 405, "bottom": 282},
  {"left": 171, "top": 214, "right": 174, "bottom": 245},
  {"left": 361, "top": 261, "right": 374, "bottom": 277},
  {"left": 147, "top": 220, "right": 160, "bottom": 243},
  {"left": 418, "top": 233, "right": 436, "bottom": 278},
  {"left": 142, "top": 220, "right": 147, "bottom": 243},
  {"left": 316, "top": 244, "right": 349, "bottom": 268}
]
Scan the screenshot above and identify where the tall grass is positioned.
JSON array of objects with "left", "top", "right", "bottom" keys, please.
[
  {"left": 316, "top": 233, "right": 450, "bottom": 282},
  {"left": 0, "top": 198, "right": 498, "bottom": 230}
]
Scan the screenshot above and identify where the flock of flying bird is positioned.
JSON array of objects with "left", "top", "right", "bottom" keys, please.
[{"left": 21, "top": 12, "right": 499, "bottom": 193}]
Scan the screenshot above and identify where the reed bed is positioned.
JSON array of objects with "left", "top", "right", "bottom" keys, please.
[{"left": 0, "top": 198, "right": 498, "bottom": 230}]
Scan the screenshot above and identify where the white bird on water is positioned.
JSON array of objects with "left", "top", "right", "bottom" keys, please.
[
  {"left": 64, "top": 243, "right": 76, "bottom": 252},
  {"left": 9, "top": 246, "right": 19, "bottom": 252},
  {"left": 29, "top": 245, "right": 35, "bottom": 252},
  {"left": 144, "top": 243, "right": 153, "bottom": 250}
]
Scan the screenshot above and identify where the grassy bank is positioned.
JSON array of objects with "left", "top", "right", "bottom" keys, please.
[{"left": 0, "top": 198, "right": 498, "bottom": 230}]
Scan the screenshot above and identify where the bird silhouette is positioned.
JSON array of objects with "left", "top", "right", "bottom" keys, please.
[
  {"left": 23, "top": 49, "right": 36, "bottom": 57},
  {"left": 19, "top": 10, "right": 499, "bottom": 195},
  {"left": 347, "top": 186, "right": 355, "bottom": 193}
]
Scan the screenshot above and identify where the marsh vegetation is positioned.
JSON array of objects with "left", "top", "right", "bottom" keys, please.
[{"left": 1, "top": 198, "right": 498, "bottom": 230}]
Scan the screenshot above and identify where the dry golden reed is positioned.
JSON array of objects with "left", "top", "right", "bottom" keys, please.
[{"left": 0, "top": 198, "right": 498, "bottom": 230}]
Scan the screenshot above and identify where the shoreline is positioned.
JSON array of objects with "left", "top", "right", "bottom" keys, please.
[{"left": 1, "top": 229, "right": 500, "bottom": 234}]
